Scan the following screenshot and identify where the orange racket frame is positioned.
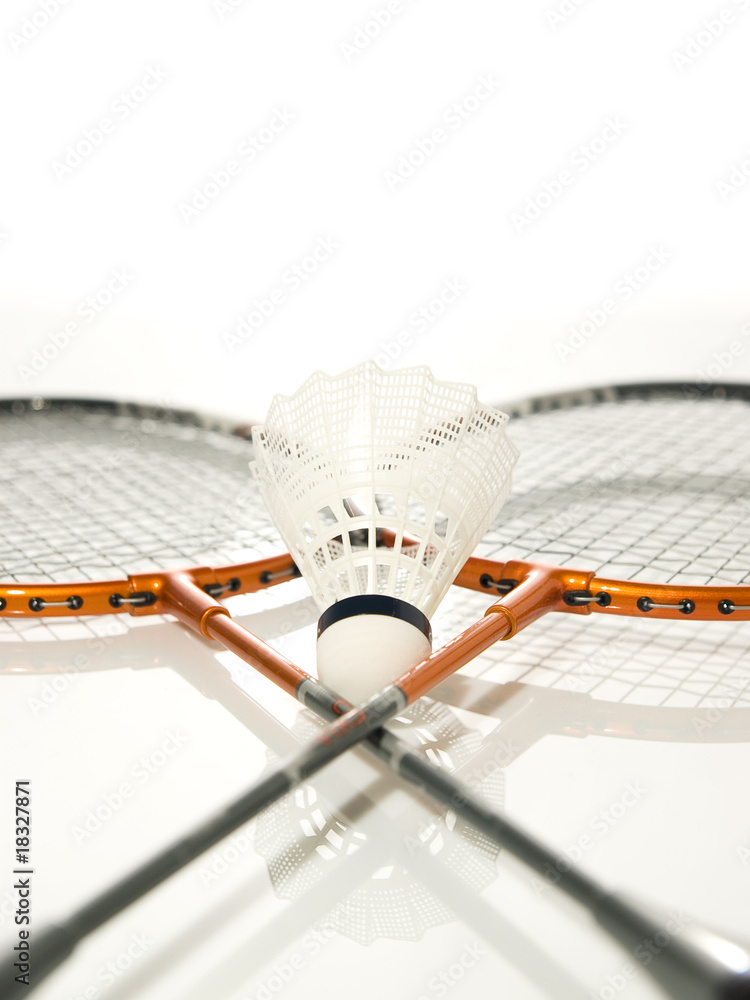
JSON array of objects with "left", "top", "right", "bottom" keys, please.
[{"left": 3, "top": 556, "right": 749, "bottom": 706}]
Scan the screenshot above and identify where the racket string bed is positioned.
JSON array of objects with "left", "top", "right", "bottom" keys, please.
[{"left": 484, "top": 398, "right": 750, "bottom": 589}]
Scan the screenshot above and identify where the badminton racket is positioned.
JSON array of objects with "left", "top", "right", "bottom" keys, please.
[{"left": 1, "top": 384, "right": 749, "bottom": 999}]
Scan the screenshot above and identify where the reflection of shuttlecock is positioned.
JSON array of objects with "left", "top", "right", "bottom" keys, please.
[
  {"left": 251, "top": 362, "right": 518, "bottom": 703},
  {"left": 254, "top": 697, "right": 505, "bottom": 944}
]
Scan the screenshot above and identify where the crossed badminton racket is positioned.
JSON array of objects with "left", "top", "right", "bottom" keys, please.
[{"left": 1, "top": 378, "right": 750, "bottom": 1000}]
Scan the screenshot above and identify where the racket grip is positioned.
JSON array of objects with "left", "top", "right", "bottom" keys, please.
[
  {"left": 593, "top": 892, "right": 750, "bottom": 1000},
  {"left": 0, "top": 923, "right": 77, "bottom": 998}
]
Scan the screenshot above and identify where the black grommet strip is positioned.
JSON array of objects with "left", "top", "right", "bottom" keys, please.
[
  {"left": 0, "top": 597, "right": 6, "bottom": 611},
  {"left": 260, "top": 565, "right": 301, "bottom": 585},
  {"left": 638, "top": 596, "right": 695, "bottom": 614},
  {"left": 718, "top": 600, "right": 750, "bottom": 615},
  {"left": 563, "top": 590, "right": 611, "bottom": 607},
  {"left": 109, "top": 591, "right": 157, "bottom": 609},
  {"left": 203, "top": 577, "right": 241, "bottom": 598},
  {"left": 317, "top": 594, "right": 431, "bottom": 642},
  {"left": 29, "top": 595, "right": 83, "bottom": 612},
  {"left": 479, "top": 575, "right": 518, "bottom": 594}
]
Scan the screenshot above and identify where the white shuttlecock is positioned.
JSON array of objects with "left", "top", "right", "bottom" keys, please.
[{"left": 251, "top": 362, "right": 518, "bottom": 703}]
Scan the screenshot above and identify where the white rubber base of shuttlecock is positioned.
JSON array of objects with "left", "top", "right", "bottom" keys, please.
[{"left": 317, "top": 614, "right": 432, "bottom": 705}]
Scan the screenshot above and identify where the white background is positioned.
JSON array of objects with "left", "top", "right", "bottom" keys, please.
[{"left": 1, "top": 0, "right": 749, "bottom": 414}]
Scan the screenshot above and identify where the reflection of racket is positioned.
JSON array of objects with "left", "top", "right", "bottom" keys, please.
[{"left": 1, "top": 386, "right": 750, "bottom": 1000}]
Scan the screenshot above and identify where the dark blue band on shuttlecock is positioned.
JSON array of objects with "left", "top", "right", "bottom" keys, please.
[{"left": 317, "top": 595, "right": 432, "bottom": 644}]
